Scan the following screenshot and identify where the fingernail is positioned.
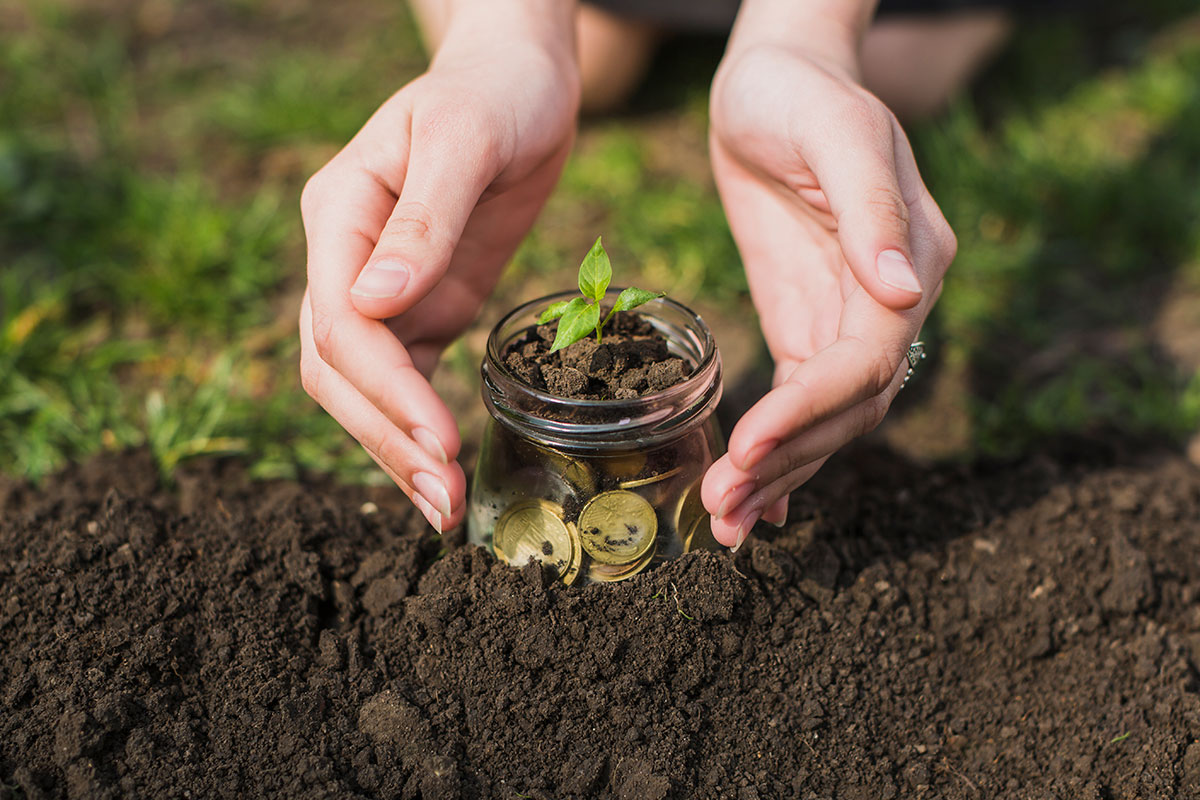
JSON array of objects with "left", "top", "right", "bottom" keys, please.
[
  {"left": 763, "top": 501, "right": 788, "bottom": 528},
  {"left": 737, "top": 439, "right": 778, "bottom": 471},
  {"left": 412, "top": 426, "right": 448, "bottom": 464},
  {"left": 876, "top": 250, "right": 922, "bottom": 294},
  {"left": 717, "top": 482, "right": 754, "bottom": 520},
  {"left": 350, "top": 259, "right": 410, "bottom": 299},
  {"left": 412, "top": 472, "right": 451, "bottom": 518},
  {"left": 730, "top": 508, "right": 761, "bottom": 554},
  {"left": 412, "top": 493, "right": 443, "bottom": 534}
]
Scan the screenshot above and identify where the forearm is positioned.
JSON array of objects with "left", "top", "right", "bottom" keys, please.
[{"left": 727, "top": 0, "right": 879, "bottom": 71}]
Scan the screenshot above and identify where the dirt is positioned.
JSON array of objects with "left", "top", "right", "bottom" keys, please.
[
  {"left": 2, "top": 441, "right": 1200, "bottom": 799},
  {"left": 502, "top": 311, "right": 690, "bottom": 400}
]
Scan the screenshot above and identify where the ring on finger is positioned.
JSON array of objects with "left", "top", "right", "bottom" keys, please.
[{"left": 900, "top": 341, "right": 926, "bottom": 390}]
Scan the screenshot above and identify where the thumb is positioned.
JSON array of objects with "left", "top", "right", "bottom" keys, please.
[
  {"left": 349, "top": 116, "right": 499, "bottom": 319},
  {"left": 833, "top": 179, "right": 924, "bottom": 310},
  {"left": 799, "top": 105, "right": 925, "bottom": 310}
]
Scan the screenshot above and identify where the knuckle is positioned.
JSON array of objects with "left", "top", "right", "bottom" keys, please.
[
  {"left": 300, "top": 171, "right": 327, "bottom": 218},
  {"left": 837, "top": 92, "right": 892, "bottom": 141},
  {"left": 381, "top": 201, "right": 454, "bottom": 263},
  {"left": 780, "top": 444, "right": 813, "bottom": 478},
  {"left": 310, "top": 310, "right": 338, "bottom": 365},
  {"left": 784, "top": 375, "right": 819, "bottom": 426},
  {"left": 863, "top": 184, "right": 910, "bottom": 229},
  {"left": 940, "top": 218, "right": 959, "bottom": 263},
  {"left": 299, "top": 356, "right": 321, "bottom": 401},
  {"left": 857, "top": 394, "right": 890, "bottom": 438},
  {"left": 867, "top": 348, "right": 901, "bottom": 397},
  {"left": 833, "top": 91, "right": 871, "bottom": 123},
  {"left": 372, "top": 429, "right": 410, "bottom": 476},
  {"left": 464, "top": 117, "right": 504, "bottom": 169},
  {"left": 382, "top": 203, "right": 435, "bottom": 243}
]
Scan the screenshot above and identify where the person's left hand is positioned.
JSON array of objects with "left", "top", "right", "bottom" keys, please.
[{"left": 703, "top": 42, "right": 957, "bottom": 550}]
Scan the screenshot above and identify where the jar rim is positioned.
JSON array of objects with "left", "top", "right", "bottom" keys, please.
[{"left": 481, "top": 289, "right": 722, "bottom": 448}]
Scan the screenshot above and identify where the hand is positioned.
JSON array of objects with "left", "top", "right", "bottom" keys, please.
[
  {"left": 299, "top": 10, "right": 579, "bottom": 533},
  {"left": 702, "top": 40, "right": 957, "bottom": 549}
]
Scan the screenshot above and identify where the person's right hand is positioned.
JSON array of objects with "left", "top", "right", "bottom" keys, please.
[
  {"left": 299, "top": 8, "right": 580, "bottom": 533},
  {"left": 701, "top": 4, "right": 957, "bottom": 550}
]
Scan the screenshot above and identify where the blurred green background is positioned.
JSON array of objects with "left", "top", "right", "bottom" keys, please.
[{"left": 2, "top": 0, "right": 1199, "bottom": 483}]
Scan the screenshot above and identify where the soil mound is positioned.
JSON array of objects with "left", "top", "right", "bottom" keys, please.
[{"left": 2, "top": 443, "right": 1199, "bottom": 799}]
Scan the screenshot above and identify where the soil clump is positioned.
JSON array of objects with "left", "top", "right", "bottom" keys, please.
[
  {"left": 502, "top": 311, "right": 690, "bottom": 400},
  {"left": 2, "top": 442, "right": 1199, "bottom": 799}
]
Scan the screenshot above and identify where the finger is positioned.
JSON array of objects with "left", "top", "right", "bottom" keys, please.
[
  {"left": 889, "top": 116, "right": 958, "bottom": 281},
  {"left": 300, "top": 289, "right": 461, "bottom": 470},
  {"left": 349, "top": 105, "right": 502, "bottom": 319},
  {"left": 712, "top": 357, "right": 909, "bottom": 502},
  {"left": 725, "top": 315, "right": 911, "bottom": 471},
  {"left": 727, "top": 190, "right": 949, "bottom": 475},
  {"left": 360, "top": 445, "right": 461, "bottom": 535},
  {"left": 303, "top": 166, "right": 464, "bottom": 463},
  {"left": 710, "top": 457, "right": 829, "bottom": 550},
  {"left": 300, "top": 317, "right": 467, "bottom": 531},
  {"left": 761, "top": 496, "right": 788, "bottom": 528},
  {"left": 794, "top": 95, "right": 925, "bottom": 310}
]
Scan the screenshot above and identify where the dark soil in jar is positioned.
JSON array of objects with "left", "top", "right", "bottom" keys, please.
[
  {"left": 501, "top": 310, "right": 691, "bottom": 401},
  {"left": 3, "top": 440, "right": 1200, "bottom": 799}
]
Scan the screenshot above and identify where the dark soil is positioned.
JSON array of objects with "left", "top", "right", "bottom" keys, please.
[
  {"left": 2, "top": 442, "right": 1200, "bottom": 800},
  {"left": 502, "top": 311, "right": 690, "bottom": 400}
]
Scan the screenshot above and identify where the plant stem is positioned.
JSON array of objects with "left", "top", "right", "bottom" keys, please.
[{"left": 599, "top": 306, "right": 618, "bottom": 343}]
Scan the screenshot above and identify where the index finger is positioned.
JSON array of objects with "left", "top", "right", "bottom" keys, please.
[
  {"left": 726, "top": 287, "right": 927, "bottom": 472},
  {"left": 302, "top": 163, "right": 463, "bottom": 463}
]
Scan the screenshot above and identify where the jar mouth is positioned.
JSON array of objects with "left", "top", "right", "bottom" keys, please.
[{"left": 481, "top": 289, "right": 723, "bottom": 450}]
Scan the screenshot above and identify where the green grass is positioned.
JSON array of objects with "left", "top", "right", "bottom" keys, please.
[
  {"left": 914, "top": 9, "right": 1200, "bottom": 450},
  {"left": 2, "top": 0, "right": 1198, "bottom": 482}
]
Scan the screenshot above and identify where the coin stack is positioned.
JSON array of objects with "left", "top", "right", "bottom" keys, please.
[{"left": 486, "top": 438, "right": 715, "bottom": 584}]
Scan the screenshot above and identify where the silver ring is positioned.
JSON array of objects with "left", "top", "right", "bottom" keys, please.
[{"left": 900, "top": 341, "right": 925, "bottom": 390}]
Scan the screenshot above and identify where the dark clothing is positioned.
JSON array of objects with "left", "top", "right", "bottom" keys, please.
[{"left": 585, "top": 0, "right": 1052, "bottom": 33}]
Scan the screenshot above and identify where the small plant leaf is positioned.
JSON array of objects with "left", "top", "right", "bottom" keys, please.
[
  {"left": 612, "top": 287, "right": 664, "bottom": 314},
  {"left": 538, "top": 299, "right": 573, "bottom": 324},
  {"left": 549, "top": 299, "right": 600, "bottom": 353},
  {"left": 577, "top": 236, "right": 612, "bottom": 303},
  {"left": 601, "top": 287, "right": 665, "bottom": 332}
]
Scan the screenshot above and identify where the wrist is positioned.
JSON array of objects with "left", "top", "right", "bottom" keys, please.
[
  {"left": 726, "top": 0, "right": 877, "bottom": 75},
  {"left": 436, "top": 0, "right": 578, "bottom": 70}
]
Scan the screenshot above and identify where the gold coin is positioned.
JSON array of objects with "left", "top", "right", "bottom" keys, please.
[
  {"left": 681, "top": 513, "right": 716, "bottom": 553},
  {"left": 493, "top": 500, "right": 577, "bottom": 581},
  {"left": 619, "top": 465, "right": 683, "bottom": 490},
  {"left": 674, "top": 479, "right": 702, "bottom": 531},
  {"left": 560, "top": 521, "right": 583, "bottom": 586},
  {"left": 515, "top": 440, "right": 597, "bottom": 495},
  {"left": 577, "top": 490, "right": 658, "bottom": 565},
  {"left": 600, "top": 451, "right": 646, "bottom": 480},
  {"left": 675, "top": 480, "right": 717, "bottom": 553},
  {"left": 680, "top": 512, "right": 698, "bottom": 552},
  {"left": 588, "top": 542, "right": 657, "bottom": 582}
]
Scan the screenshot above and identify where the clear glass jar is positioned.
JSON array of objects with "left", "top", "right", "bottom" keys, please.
[{"left": 468, "top": 289, "right": 724, "bottom": 585}]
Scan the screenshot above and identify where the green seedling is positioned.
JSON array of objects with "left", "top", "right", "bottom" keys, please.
[
  {"left": 538, "top": 236, "right": 663, "bottom": 353},
  {"left": 671, "top": 582, "right": 693, "bottom": 620},
  {"left": 650, "top": 585, "right": 693, "bottom": 619}
]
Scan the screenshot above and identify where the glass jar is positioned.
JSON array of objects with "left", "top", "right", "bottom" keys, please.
[{"left": 468, "top": 289, "right": 724, "bottom": 585}]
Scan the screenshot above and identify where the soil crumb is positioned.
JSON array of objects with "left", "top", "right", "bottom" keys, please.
[
  {"left": 502, "top": 310, "right": 691, "bottom": 400},
  {"left": 2, "top": 442, "right": 1199, "bottom": 799}
]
